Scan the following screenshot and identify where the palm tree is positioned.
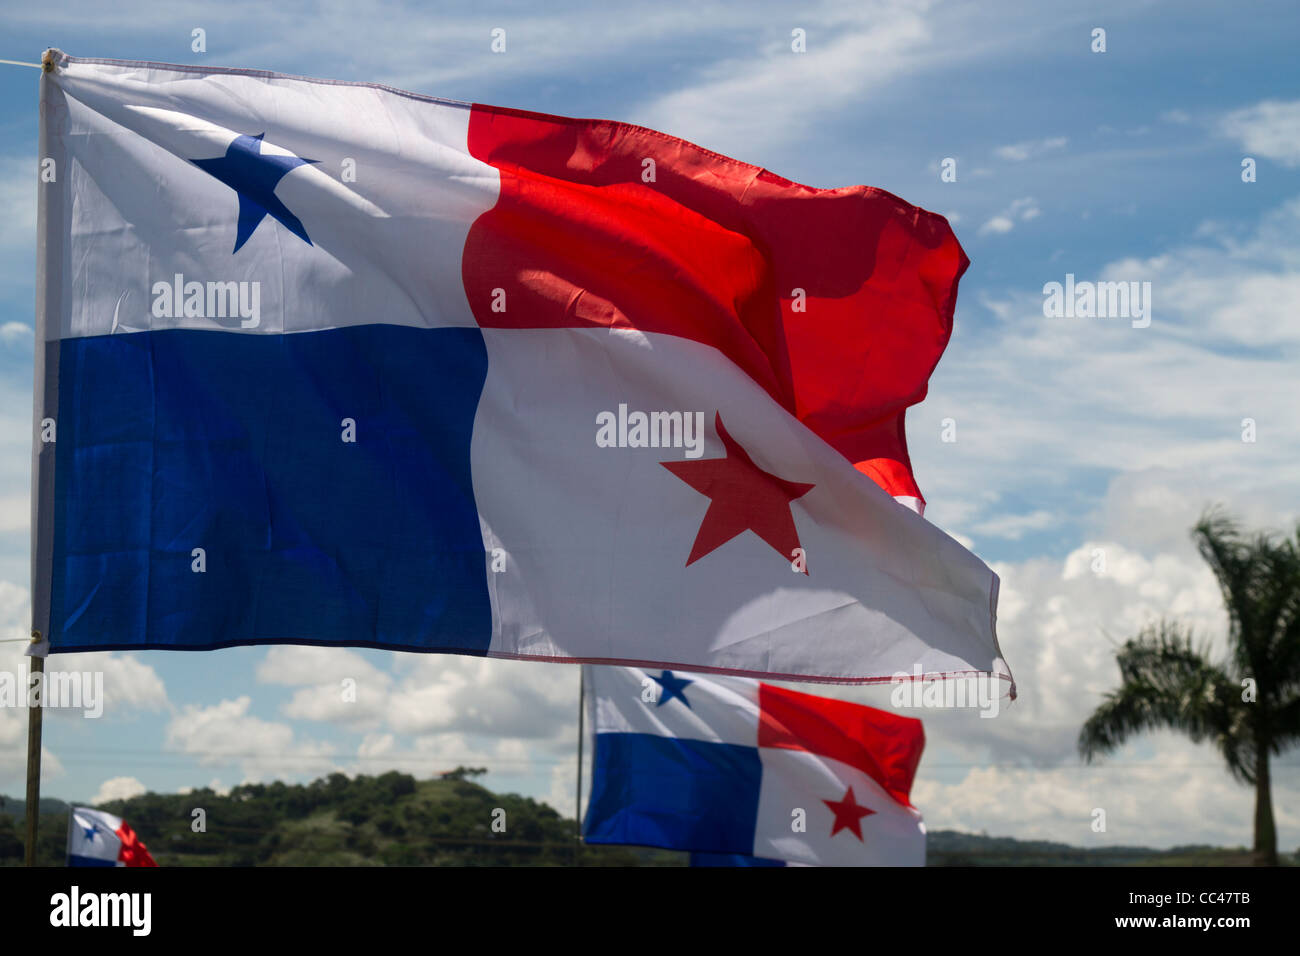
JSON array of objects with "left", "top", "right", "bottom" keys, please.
[{"left": 1079, "top": 509, "right": 1300, "bottom": 865}]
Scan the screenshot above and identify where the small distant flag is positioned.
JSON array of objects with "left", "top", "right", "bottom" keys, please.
[
  {"left": 67, "top": 807, "right": 157, "bottom": 867},
  {"left": 582, "top": 666, "right": 926, "bottom": 866}
]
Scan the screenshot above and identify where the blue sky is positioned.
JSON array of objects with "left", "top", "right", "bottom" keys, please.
[{"left": 0, "top": 0, "right": 1297, "bottom": 850}]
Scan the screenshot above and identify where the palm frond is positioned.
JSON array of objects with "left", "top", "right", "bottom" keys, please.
[
  {"left": 1271, "top": 692, "right": 1300, "bottom": 755},
  {"left": 1079, "top": 621, "right": 1245, "bottom": 776},
  {"left": 1194, "top": 508, "right": 1300, "bottom": 703}
]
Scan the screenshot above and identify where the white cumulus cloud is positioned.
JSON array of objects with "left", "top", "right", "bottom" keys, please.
[
  {"left": 91, "top": 775, "right": 147, "bottom": 805},
  {"left": 1220, "top": 99, "right": 1300, "bottom": 167}
]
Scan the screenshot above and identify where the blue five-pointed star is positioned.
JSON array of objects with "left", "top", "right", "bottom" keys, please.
[
  {"left": 192, "top": 133, "right": 317, "bottom": 253},
  {"left": 82, "top": 822, "right": 100, "bottom": 842},
  {"left": 652, "top": 670, "right": 693, "bottom": 709}
]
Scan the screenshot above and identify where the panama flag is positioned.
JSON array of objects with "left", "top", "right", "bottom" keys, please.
[
  {"left": 67, "top": 807, "right": 157, "bottom": 867},
  {"left": 583, "top": 666, "right": 926, "bottom": 866},
  {"left": 31, "top": 51, "right": 1010, "bottom": 688}
]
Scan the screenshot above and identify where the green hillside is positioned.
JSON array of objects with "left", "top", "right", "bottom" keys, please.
[
  {"left": 1, "top": 770, "right": 1292, "bottom": 866},
  {"left": 924, "top": 829, "right": 1282, "bottom": 866},
  {"left": 2, "top": 770, "right": 680, "bottom": 867}
]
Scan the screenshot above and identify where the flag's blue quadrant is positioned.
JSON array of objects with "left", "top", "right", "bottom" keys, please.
[
  {"left": 583, "top": 733, "right": 762, "bottom": 855},
  {"left": 689, "top": 853, "right": 786, "bottom": 867},
  {"left": 48, "top": 325, "right": 492, "bottom": 652}
]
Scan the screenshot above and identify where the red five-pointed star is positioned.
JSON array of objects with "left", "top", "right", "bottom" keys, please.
[
  {"left": 661, "top": 413, "right": 814, "bottom": 569},
  {"left": 823, "top": 786, "right": 876, "bottom": 841}
]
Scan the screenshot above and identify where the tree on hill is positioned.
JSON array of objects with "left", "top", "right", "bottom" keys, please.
[{"left": 439, "top": 766, "right": 488, "bottom": 781}]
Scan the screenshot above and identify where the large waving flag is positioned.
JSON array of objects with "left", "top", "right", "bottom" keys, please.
[
  {"left": 67, "top": 807, "right": 157, "bottom": 867},
  {"left": 32, "top": 51, "right": 1009, "bottom": 688},
  {"left": 583, "top": 666, "right": 927, "bottom": 865}
]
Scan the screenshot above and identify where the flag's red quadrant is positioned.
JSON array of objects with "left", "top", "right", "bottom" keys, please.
[
  {"left": 758, "top": 682, "right": 925, "bottom": 807},
  {"left": 463, "top": 103, "right": 969, "bottom": 505}
]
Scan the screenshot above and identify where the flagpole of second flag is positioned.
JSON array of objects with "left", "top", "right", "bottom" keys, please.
[
  {"left": 574, "top": 665, "right": 585, "bottom": 865},
  {"left": 24, "top": 632, "right": 44, "bottom": 865}
]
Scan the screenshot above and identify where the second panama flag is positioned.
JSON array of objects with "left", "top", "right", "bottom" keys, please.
[
  {"left": 34, "top": 52, "right": 1009, "bottom": 688},
  {"left": 583, "top": 666, "right": 927, "bottom": 866}
]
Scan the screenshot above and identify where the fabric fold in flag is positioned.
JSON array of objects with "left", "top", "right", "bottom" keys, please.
[
  {"left": 583, "top": 666, "right": 927, "bottom": 866},
  {"left": 67, "top": 807, "right": 158, "bottom": 867},
  {"left": 33, "top": 51, "right": 1011, "bottom": 690}
]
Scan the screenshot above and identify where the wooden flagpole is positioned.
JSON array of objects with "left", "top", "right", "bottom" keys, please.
[
  {"left": 23, "top": 49, "right": 57, "bottom": 868},
  {"left": 574, "top": 666, "right": 585, "bottom": 866},
  {"left": 24, "top": 633, "right": 44, "bottom": 866}
]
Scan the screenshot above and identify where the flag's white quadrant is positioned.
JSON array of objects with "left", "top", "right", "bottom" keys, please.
[
  {"left": 44, "top": 58, "right": 496, "bottom": 338},
  {"left": 475, "top": 326, "right": 1003, "bottom": 682},
  {"left": 32, "top": 51, "right": 1011, "bottom": 690},
  {"left": 753, "top": 750, "right": 925, "bottom": 866},
  {"left": 587, "top": 659, "right": 761, "bottom": 745}
]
